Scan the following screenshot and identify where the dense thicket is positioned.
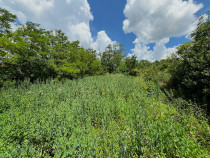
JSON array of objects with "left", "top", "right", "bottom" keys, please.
[
  {"left": 0, "top": 9, "right": 103, "bottom": 86},
  {"left": 168, "top": 15, "right": 210, "bottom": 113},
  {"left": 101, "top": 43, "right": 125, "bottom": 73},
  {"left": 129, "top": 14, "right": 210, "bottom": 114},
  {"left": 1, "top": 75, "right": 209, "bottom": 157}
]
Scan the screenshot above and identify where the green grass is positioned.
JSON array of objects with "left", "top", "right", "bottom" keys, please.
[{"left": 0, "top": 74, "right": 209, "bottom": 157}]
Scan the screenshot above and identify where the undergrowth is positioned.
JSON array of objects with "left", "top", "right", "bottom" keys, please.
[{"left": 0, "top": 74, "right": 209, "bottom": 157}]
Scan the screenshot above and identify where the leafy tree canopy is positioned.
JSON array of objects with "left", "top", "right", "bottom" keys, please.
[
  {"left": 0, "top": 8, "right": 17, "bottom": 35},
  {"left": 169, "top": 13, "right": 210, "bottom": 112}
]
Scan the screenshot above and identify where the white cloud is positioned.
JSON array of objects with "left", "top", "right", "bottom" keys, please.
[
  {"left": 91, "top": 31, "right": 116, "bottom": 53},
  {"left": 68, "top": 22, "right": 93, "bottom": 48},
  {"left": 123, "top": 0, "right": 203, "bottom": 61},
  {"left": 123, "top": 0, "right": 203, "bottom": 42},
  {"left": 129, "top": 38, "right": 177, "bottom": 61},
  {"left": 0, "top": 0, "right": 114, "bottom": 52}
]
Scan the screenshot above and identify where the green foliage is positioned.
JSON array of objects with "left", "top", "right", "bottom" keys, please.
[
  {"left": 101, "top": 43, "right": 125, "bottom": 73},
  {"left": 0, "top": 8, "right": 17, "bottom": 35},
  {"left": 0, "top": 8, "right": 102, "bottom": 86},
  {"left": 135, "top": 59, "right": 170, "bottom": 84},
  {"left": 168, "top": 15, "right": 210, "bottom": 112},
  {"left": 125, "top": 55, "right": 138, "bottom": 75},
  {"left": 0, "top": 75, "right": 209, "bottom": 157},
  {"left": 137, "top": 59, "right": 152, "bottom": 69}
]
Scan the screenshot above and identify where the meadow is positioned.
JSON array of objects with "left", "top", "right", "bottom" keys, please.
[{"left": 0, "top": 74, "right": 209, "bottom": 157}]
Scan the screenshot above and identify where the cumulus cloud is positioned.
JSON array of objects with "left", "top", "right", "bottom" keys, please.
[
  {"left": 68, "top": 22, "right": 93, "bottom": 48},
  {"left": 0, "top": 0, "right": 114, "bottom": 51},
  {"left": 91, "top": 31, "right": 116, "bottom": 53},
  {"left": 123, "top": 0, "right": 203, "bottom": 60},
  {"left": 130, "top": 38, "right": 177, "bottom": 61}
]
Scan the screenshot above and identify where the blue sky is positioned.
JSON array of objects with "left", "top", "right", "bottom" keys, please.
[
  {"left": 88, "top": 0, "right": 209, "bottom": 60},
  {"left": 89, "top": 0, "right": 134, "bottom": 54},
  {"left": 1, "top": 0, "right": 209, "bottom": 61}
]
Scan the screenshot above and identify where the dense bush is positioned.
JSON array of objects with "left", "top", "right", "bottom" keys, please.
[
  {"left": 0, "top": 75, "right": 209, "bottom": 157},
  {"left": 101, "top": 43, "right": 125, "bottom": 73},
  {"left": 0, "top": 9, "right": 103, "bottom": 86},
  {"left": 168, "top": 15, "right": 210, "bottom": 113}
]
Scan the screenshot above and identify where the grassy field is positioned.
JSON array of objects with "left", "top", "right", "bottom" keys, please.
[{"left": 0, "top": 74, "right": 209, "bottom": 157}]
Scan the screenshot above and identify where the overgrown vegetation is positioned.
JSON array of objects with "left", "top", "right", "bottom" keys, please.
[
  {"left": 0, "top": 14, "right": 103, "bottom": 84},
  {"left": 168, "top": 15, "right": 210, "bottom": 113},
  {"left": 0, "top": 8, "right": 210, "bottom": 157},
  {"left": 0, "top": 75, "right": 209, "bottom": 157}
]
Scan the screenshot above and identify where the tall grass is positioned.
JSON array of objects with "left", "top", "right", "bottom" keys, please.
[{"left": 0, "top": 74, "right": 209, "bottom": 157}]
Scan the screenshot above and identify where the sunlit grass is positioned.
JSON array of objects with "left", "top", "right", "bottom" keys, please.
[{"left": 0, "top": 74, "right": 209, "bottom": 157}]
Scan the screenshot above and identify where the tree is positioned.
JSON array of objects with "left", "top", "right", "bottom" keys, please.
[
  {"left": 169, "top": 14, "right": 210, "bottom": 113},
  {"left": 0, "top": 8, "right": 17, "bottom": 35},
  {"left": 137, "top": 60, "right": 151, "bottom": 69},
  {"left": 0, "top": 21, "right": 51, "bottom": 82},
  {"left": 85, "top": 48, "right": 103, "bottom": 75},
  {"left": 101, "top": 43, "right": 125, "bottom": 73},
  {"left": 0, "top": 9, "right": 104, "bottom": 86},
  {"left": 125, "top": 55, "right": 137, "bottom": 75}
]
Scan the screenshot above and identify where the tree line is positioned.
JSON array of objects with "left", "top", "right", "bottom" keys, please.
[
  {"left": 0, "top": 8, "right": 209, "bottom": 113},
  {"left": 0, "top": 8, "right": 138, "bottom": 83}
]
